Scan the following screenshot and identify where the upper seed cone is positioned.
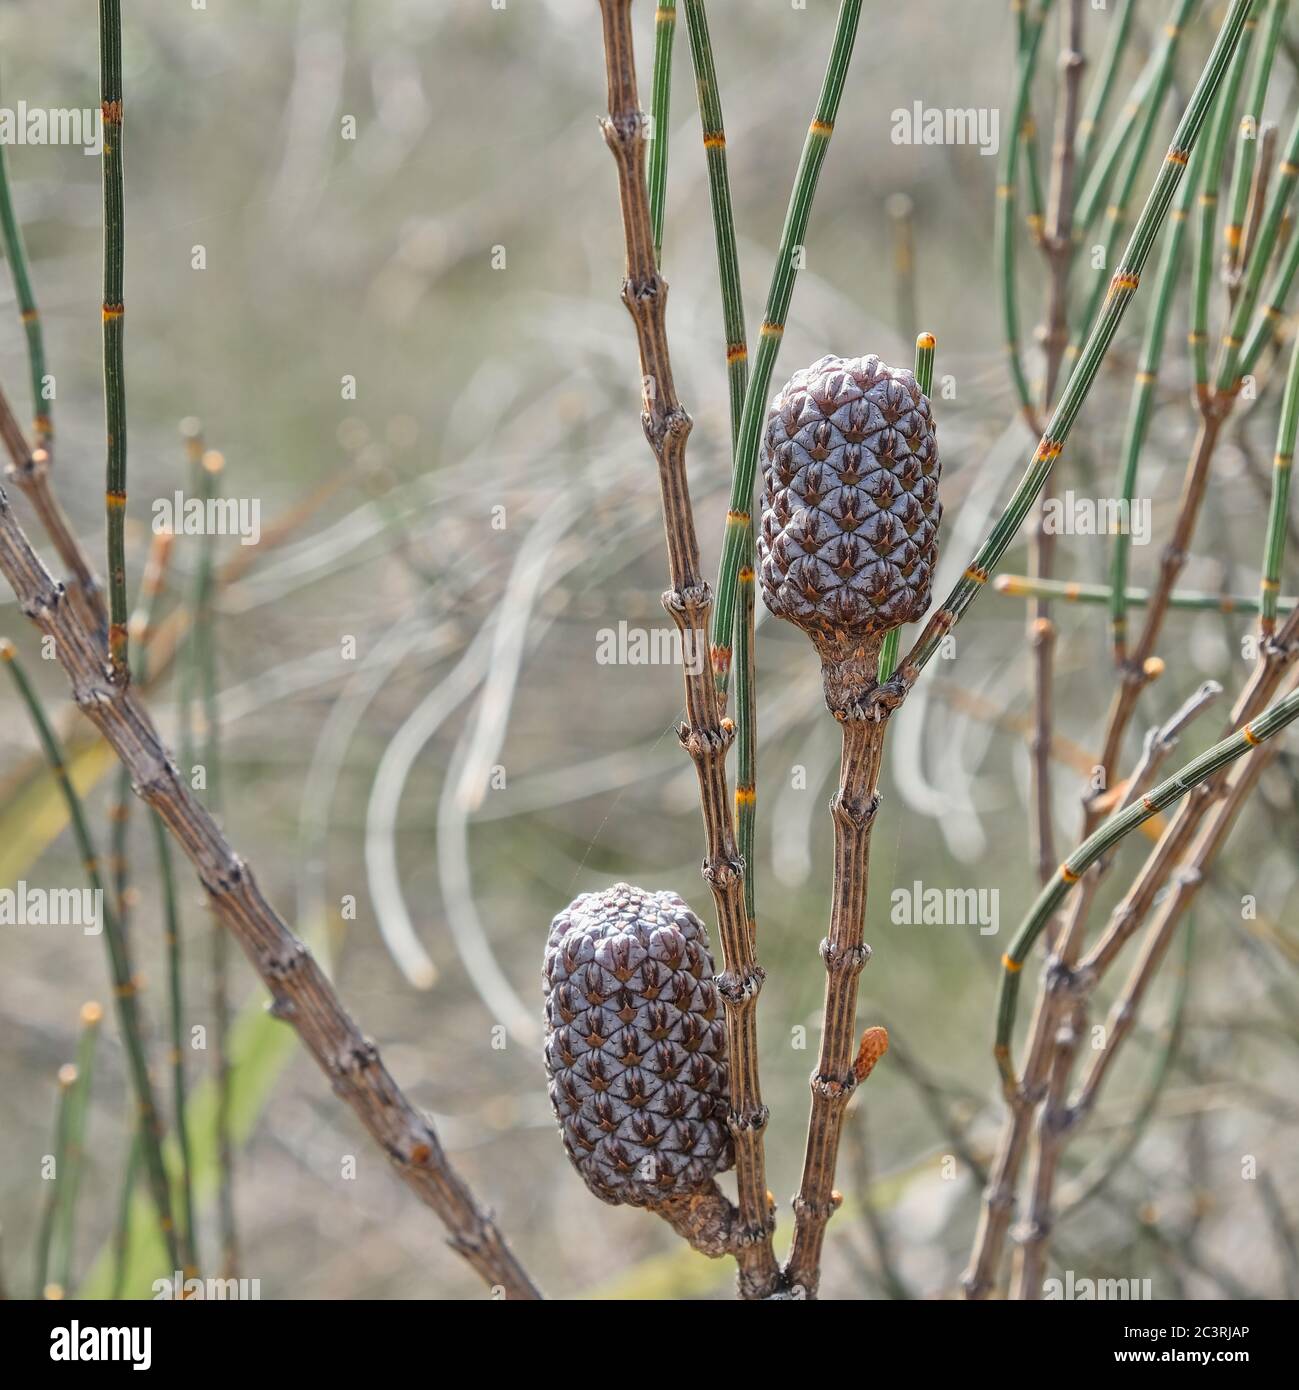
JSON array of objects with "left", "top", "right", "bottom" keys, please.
[
  {"left": 542, "top": 884, "right": 733, "bottom": 1209},
  {"left": 758, "top": 353, "right": 941, "bottom": 711}
]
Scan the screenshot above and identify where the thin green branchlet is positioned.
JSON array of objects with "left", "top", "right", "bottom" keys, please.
[
  {"left": 995, "top": 572, "right": 1295, "bottom": 615},
  {"left": 1, "top": 642, "right": 181, "bottom": 1271},
  {"left": 1191, "top": 4, "right": 1259, "bottom": 393},
  {"left": 679, "top": 0, "right": 758, "bottom": 926},
  {"left": 1074, "top": 2, "right": 1178, "bottom": 238},
  {"left": 1216, "top": 103, "right": 1299, "bottom": 393},
  {"left": 894, "top": 0, "right": 1256, "bottom": 692},
  {"left": 1071, "top": 0, "right": 1197, "bottom": 358},
  {"left": 878, "top": 333, "right": 936, "bottom": 683},
  {"left": 1075, "top": 0, "right": 1135, "bottom": 183},
  {"left": 55, "top": 1002, "right": 102, "bottom": 1292},
  {"left": 100, "top": 0, "right": 129, "bottom": 678},
  {"left": 648, "top": 0, "right": 675, "bottom": 266},
  {"left": 0, "top": 64, "right": 50, "bottom": 452},
  {"left": 33, "top": 1056, "right": 77, "bottom": 1296},
  {"left": 998, "top": 2, "right": 1053, "bottom": 434},
  {"left": 1111, "top": 141, "right": 1205, "bottom": 661},
  {"left": 1260, "top": 325, "right": 1299, "bottom": 632},
  {"left": 994, "top": 682, "right": 1299, "bottom": 1092},
  {"left": 710, "top": 0, "right": 863, "bottom": 697},
  {"left": 1223, "top": 0, "right": 1288, "bottom": 278}
]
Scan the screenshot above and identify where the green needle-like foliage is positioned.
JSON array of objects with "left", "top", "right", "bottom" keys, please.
[
  {"left": 999, "top": 3, "right": 1053, "bottom": 432},
  {"left": 680, "top": 0, "right": 756, "bottom": 921},
  {"left": 1075, "top": 0, "right": 1136, "bottom": 183},
  {"left": 1216, "top": 103, "right": 1299, "bottom": 393},
  {"left": 879, "top": 332, "right": 936, "bottom": 684},
  {"left": 710, "top": 0, "right": 863, "bottom": 694},
  {"left": 900, "top": 0, "right": 1256, "bottom": 686},
  {"left": 1, "top": 641, "right": 180, "bottom": 1271},
  {"left": 995, "top": 572, "right": 1295, "bottom": 615},
  {"left": 648, "top": 0, "right": 675, "bottom": 267},
  {"left": 1191, "top": 2, "right": 1259, "bottom": 393},
  {"left": 55, "top": 1002, "right": 103, "bottom": 1291},
  {"left": 0, "top": 64, "right": 50, "bottom": 451},
  {"left": 99, "top": 0, "right": 129, "bottom": 677},
  {"left": 995, "top": 681, "right": 1299, "bottom": 1092},
  {"left": 1072, "top": 0, "right": 1196, "bottom": 357},
  {"left": 1260, "top": 326, "right": 1299, "bottom": 631},
  {"left": 34, "top": 1059, "right": 77, "bottom": 1297},
  {"left": 1223, "top": 0, "right": 1288, "bottom": 274},
  {"left": 1111, "top": 142, "right": 1204, "bottom": 661}
]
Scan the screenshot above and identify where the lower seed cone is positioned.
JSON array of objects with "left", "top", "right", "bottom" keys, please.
[
  {"left": 542, "top": 884, "right": 734, "bottom": 1218},
  {"left": 758, "top": 353, "right": 942, "bottom": 713}
]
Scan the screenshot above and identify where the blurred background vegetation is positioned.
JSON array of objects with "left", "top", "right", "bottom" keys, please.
[{"left": 0, "top": 0, "right": 1295, "bottom": 1299}]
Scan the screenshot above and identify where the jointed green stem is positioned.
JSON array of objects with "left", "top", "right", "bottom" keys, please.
[
  {"left": 1075, "top": 0, "right": 1135, "bottom": 183},
  {"left": 1260, "top": 326, "right": 1299, "bottom": 632},
  {"left": 1071, "top": 0, "right": 1196, "bottom": 359},
  {"left": 648, "top": 0, "right": 676, "bottom": 268},
  {"left": 710, "top": 0, "right": 863, "bottom": 694},
  {"left": 681, "top": 0, "right": 755, "bottom": 922},
  {"left": 897, "top": 0, "right": 1256, "bottom": 690},
  {"left": 1023, "top": 111, "right": 1047, "bottom": 246},
  {"left": 994, "top": 680, "right": 1299, "bottom": 1092},
  {"left": 100, "top": 0, "right": 129, "bottom": 678},
  {"left": 879, "top": 333, "right": 936, "bottom": 683},
  {"left": 1075, "top": 27, "right": 1164, "bottom": 236},
  {"left": 110, "top": 1131, "right": 140, "bottom": 1300},
  {"left": 1191, "top": 3, "right": 1259, "bottom": 393},
  {"left": 1, "top": 642, "right": 180, "bottom": 1270},
  {"left": 1059, "top": 921, "right": 1194, "bottom": 1217},
  {"left": 34, "top": 1060, "right": 78, "bottom": 1297},
  {"left": 194, "top": 449, "right": 237, "bottom": 1276},
  {"left": 996, "top": 571, "right": 1295, "bottom": 614},
  {"left": 1215, "top": 102, "right": 1299, "bottom": 393},
  {"left": 152, "top": 808, "right": 195, "bottom": 1273},
  {"left": 736, "top": 554, "right": 756, "bottom": 924},
  {"left": 56, "top": 1002, "right": 102, "bottom": 1292},
  {"left": 1112, "top": 141, "right": 1203, "bottom": 661},
  {"left": 1240, "top": 212, "right": 1299, "bottom": 376},
  {"left": 0, "top": 67, "right": 50, "bottom": 451},
  {"left": 999, "top": 3, "right": 1053, "bottom": 433},
  {"left": 1224, "top": 0, "right": 1288, "bottom": 276}
]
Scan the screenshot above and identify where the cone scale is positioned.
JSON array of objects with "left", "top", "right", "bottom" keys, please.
[{"left": 758, "top": 354, "right": 941, "bottom": 711}]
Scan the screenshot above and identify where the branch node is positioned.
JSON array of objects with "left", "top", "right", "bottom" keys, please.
[
  {"left": 820, "top": 938, "right": 871, "bottom": 974},
  {"left": 701, "top": 852, "right": 743, "bottom": 891},
  {"left": 336, "top": 1036, "right": 380, "bottom": 1078},
  {"left": 728, "top": 1103, "right": 770, "bottom": 1138},
  {"left": 829, "top": 788, "right": 881, "bottom": 832},
  {"left": 809, "top": 1069, "right": 858, "bottom": 1102},
  {"left": 661, "top": 579, "right": 711, "bottom": 625},
  {"left": 791, "top": 1190, "right": 842, "bottom": 1221},
  {"left": 678, "top": 718, "right": 734, "bottom": 759},
  {"left": 716, "top": 964, "right": 764, "bottom": 1005}
]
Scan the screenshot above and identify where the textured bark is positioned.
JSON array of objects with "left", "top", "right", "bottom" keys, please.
[
  {"left": 596, "top": 0, "right": 780, "bottom": 1299},
  {"left": 0, "top": 480, "right": 540, "bottom": 1300}
]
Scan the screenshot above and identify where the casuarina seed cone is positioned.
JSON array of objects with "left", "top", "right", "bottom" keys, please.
[
  {"left": 543, "top": 883, "right": 733, "bottom": 1210},
  {"left": 758, "top": 353, "right": 941, "bottom": 711}
]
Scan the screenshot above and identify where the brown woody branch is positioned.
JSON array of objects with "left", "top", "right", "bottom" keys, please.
[
  {"left": 968, "top": 608, "right": 1299, "bottom": 1296},
  {"left": 595, "top": 0, "right": 779, "bottom": 1300},
  {"left": 1029, "top": 0, "right": 1086, "bottom": 889},
  {"left": 1073, "top": 720, "right": 1286, "bottom": 1117},
  {"left": 0, "top": 477, "right": 540, "bottom": 1301},
  {"left": 1090, "top": 407, "right": 1229, "bottom": 828},
  {"left": 0, "top": 387, "right": 104, "bottom": 644},
  {"left": 1010, "top": 679, "right": 1222, "bottom": 1297},
  {"left": 786, "top": 689, "right": 891, "bottom": 1298}
]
